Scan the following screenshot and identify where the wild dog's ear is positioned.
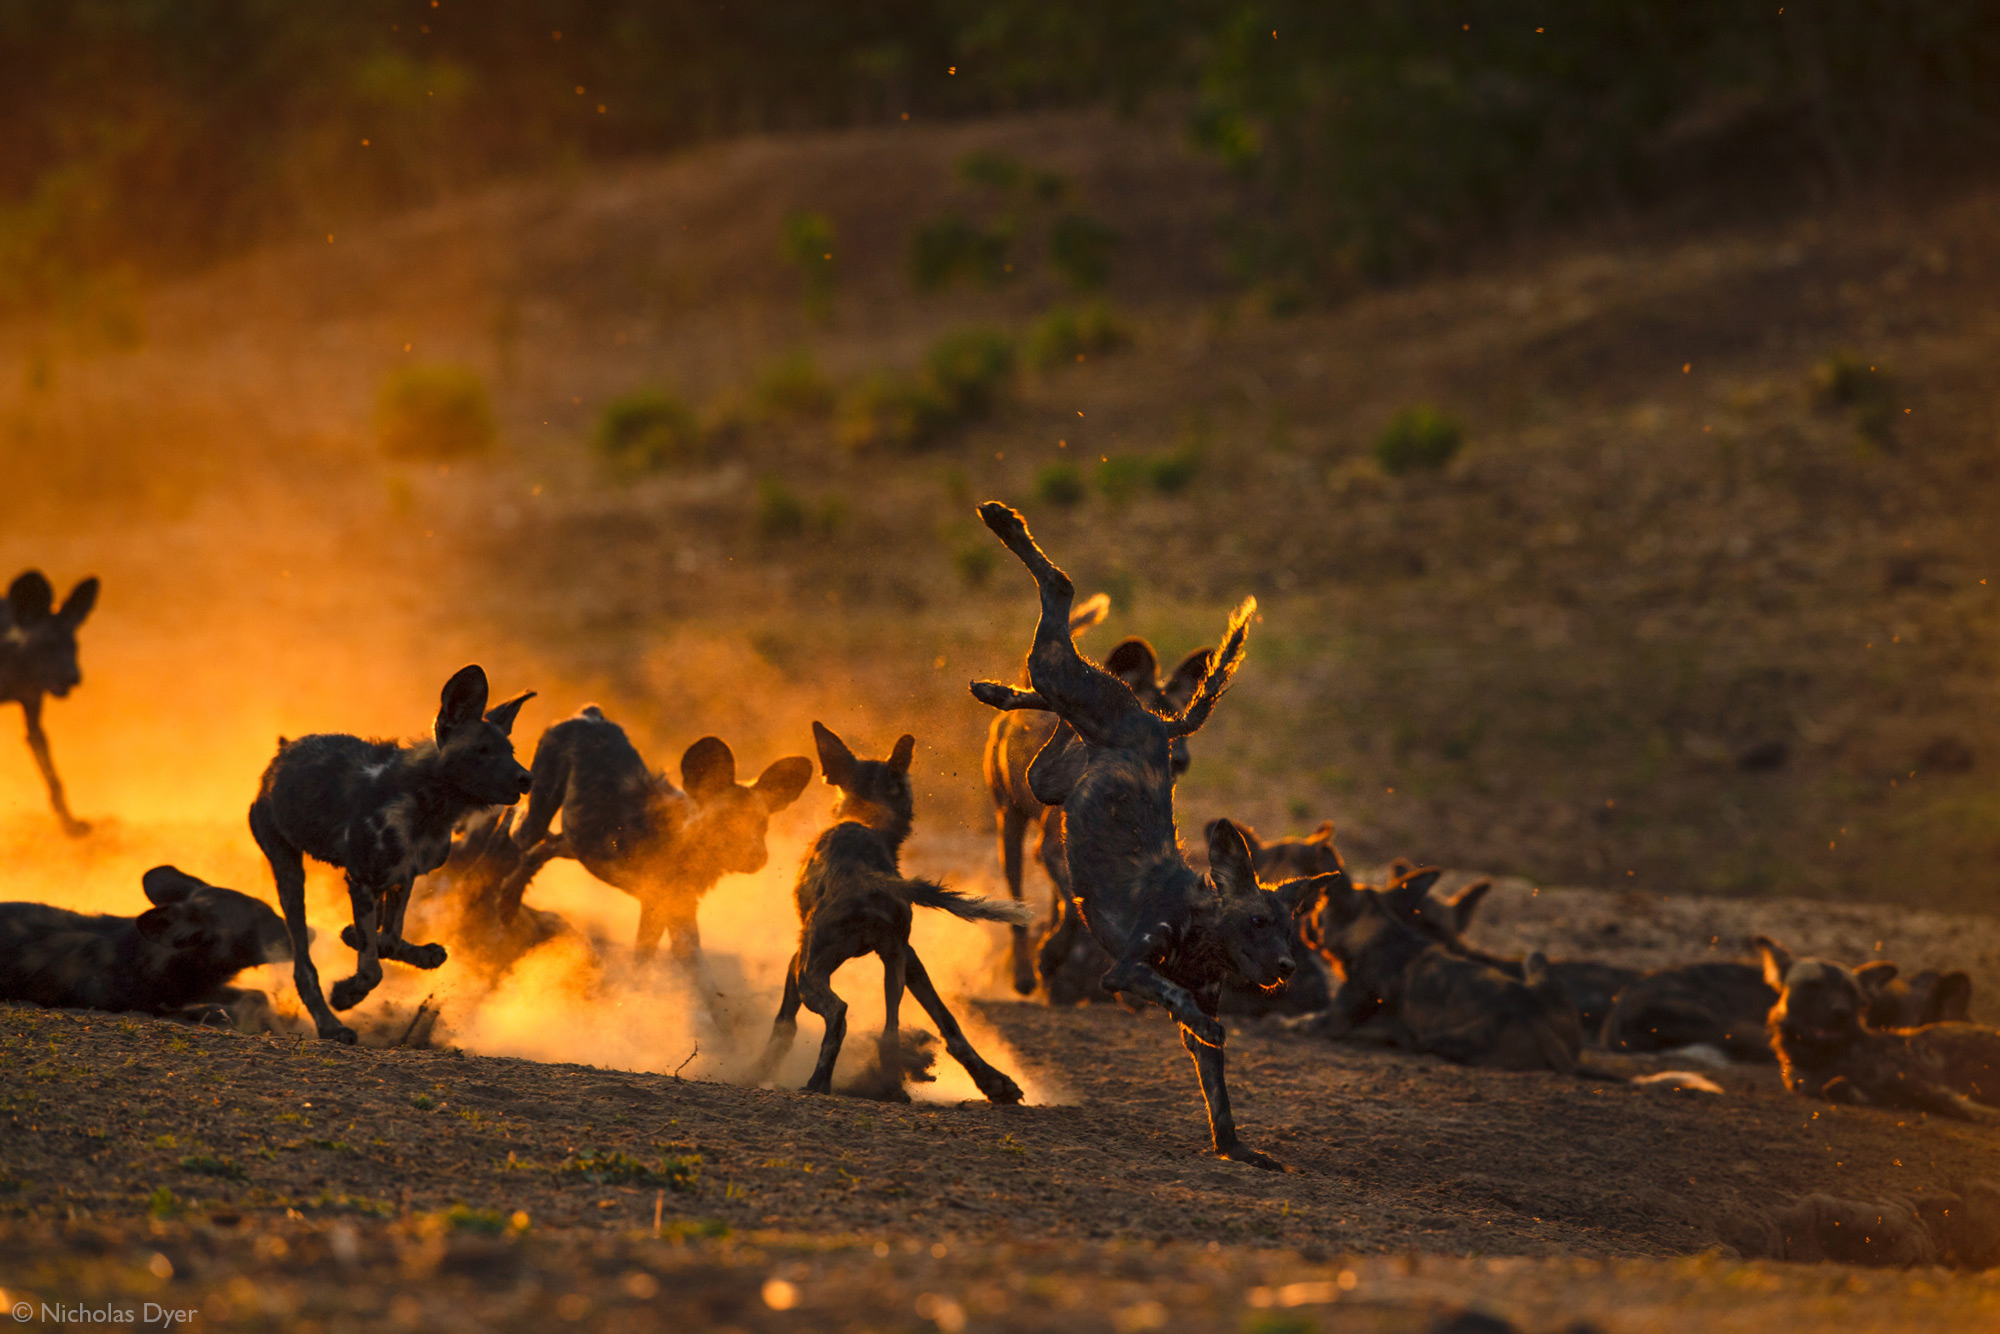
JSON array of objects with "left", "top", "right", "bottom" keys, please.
[
  {"left": 56, "top": 577, "right": 99, "bottom": 629},
  {"left": 141, "top": 865, "right": 203, "bottom": 905},
  {"left": 1929, "top": 971, "right": 1973, "bottom": 1023},
  {"left": 1163, "top": 647, "right": 1213, "bottom": 711},
  {"left": 135, "top": 907, "right": 178, "bottom": 938},
  {"left": 889, "top": 734, "right": 915, "bottom": 775},
  {"left": 1068, "top": 591, "right": 1111, "bottom": 635},
  {"left": 1027, "top": 721, "right": 1085, "bottom": 806},
  {"left": 681, "top": 736, "right": 738, "bottom": 800},
  {"left": 1313, "top": 873, "right": 1364, "bottom": 933},
  {"left": 1755, "top": 935, "right": 1794, "bottom": 991},
  {"left": 812, "top": 722, "right": 855, "bottom": 788},
  {"left": 482, "top": 691, "right": 535, "bottom": 737},
  {"left": 1388, "top": 856, "right": 1415, "bottom": 881},
  {"left": 7, "top": 570, "right": 53, "bottom": 627},
  {"left": 1384, "top": 867, "right": 1445, "bottom": 921},
  {"left": 1522, "top": 950, "right": 1552, "bottom": 986},
  {"left": 1307, "top": 820, "right": 1335, "bottom": 845},
  {"left": 1228, "top": 821, "right": 1263, "bottom": 855},
  {"left": 1446, "top": 878, "right": 1493, "bottom": 933},
  {"left": 1102, "top": 637, "right": 1160, "bottom": 688},
  {"left": 753, "top": 756, "right": 814, "bottom": 812},
  {"left": 1206, "top": 818, "right": 1260, "bottom": 898},
  {"left": 1853, "top": 960, "right": 1900, "bottom": 994},
  {"left": 435, "top": 665, "right": 491, "bottom": 745},
  {"left": 1277, "top": 871, "right": 1340, "bottom": 921}
]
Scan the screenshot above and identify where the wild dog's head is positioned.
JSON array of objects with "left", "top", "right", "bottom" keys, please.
[
  {"left": 1203, "top": 819, "right": 1330, "bottom": 990},
  {"left": 1857, "top": 963, "right": 1974, "bottom": 1029},
  {"left": 1758, "top": 936, "right": 1866, "bottom": 1061},
  {"left": 431, "top": 665, "right": 536, "bottom": 806},
  {"left": 1221, "top": 818, "right": 1346, "bottom": 884},
  {"left": 2, "top": 571, "right": 98, "bottom": 699},
  {"left": 1306, "top": 862, "right": 1483, "bottom": 958},
  {"left": 813, "top": 722, "right": 916, "bottom": 843},
  {"left": 667, "top": 735, "right": 814, "bottom": 877},
  {"left": 137, "top": 866, "right": 293, "bottom": 972},
  {"left": 1103, "top": 638, "right": 1211, "bottom": 776}
]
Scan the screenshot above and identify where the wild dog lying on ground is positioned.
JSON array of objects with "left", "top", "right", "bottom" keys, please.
[
  {"left": 1758, "top": 937, "right": 2000, "bottom": 1123},
  {"left": 499, "top": 705, "right": 812, "bottom": 1019},
  {"left": 1862, "top": 963, "right": 1972, "bottom": 1028},
  {"left": 747, "top": 723, "right": 1029, "bottom": 1101},
  {"left": 250, "top": 664, "right": 535, "bottom": 1043},
  {"left": 0, "top": 866, "right": 291, "bottom": 1027},
  {"left": 970, "top": 501, "right": 1328, "bottom": 1167},
  {"left": 992, "top": 614, "right": 1215, "bottom": 1003},
  {"left": 1, "top": 569, "right": 100, "bottom": 837},
  {"left": 1599, "top": 958, "right": 1777, "bottom": 1061},
  {"left": 1304, "top": 866, "right": 1584, "bottom": 1072}
]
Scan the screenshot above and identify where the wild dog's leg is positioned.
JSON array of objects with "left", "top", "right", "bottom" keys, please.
[
  {"left": 21, "top": 697, "right": 88, "bottom": 837},
  {"left": 997, "top": 804, "right": 1036, "bottom": 995},
  {"left": 744, "top": 951, "right": 804, "bottom": 1086},
  {"left": 1101, "top": 924, "right": 1226, "bottom": 1047},
  {"left": 251, "top": 801, "right": 354, "bottom": 1043},
  {"left": 903, "top": 950, "right": 1024, "bottom": 1104},
  {"left": 494, "top": 834, "right": 569, "bottom": 923},
  {"left": 660, "top": 907, "right": 732, "bottom": 1028},
  {"left": 1179, "top": 1024, "right": 1284, "bottom": 1169},
  {"left": 975, "top": 503, "right": 1138, "bottom": 749},
  {"left": 374, "top": 876, "right": 448, "bottom": 970},
  {"left": 875, "top": 943, "right": 913, "bottom": 1101},
  {"left": 798, "top": 961, "right": 849, "bottom": 1095},
  {"left": 330, "top": 871, "right": 387, "bottom": 1011}
]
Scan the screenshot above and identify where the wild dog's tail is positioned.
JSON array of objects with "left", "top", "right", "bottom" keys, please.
[
  {"left": 901, "top": 878, "right": 1035, "bottom": 926},
  {"left": 1069, "top": 592, "right": 1111, "bottom": 636},
  {"left": 1169, "top": 596, "right": 1256, "bottom": 738}
]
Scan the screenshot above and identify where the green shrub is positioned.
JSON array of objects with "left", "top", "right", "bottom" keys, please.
[
  {"left": 752, "top": 351, "right": 834, "bottom": 420},
  {"left": 779, "top": 211, "right": 837, "bottom": 319},
  {"left": 925, "top": 328, "right": 1016, "bottom": 418},
  {"left": 559, "top": 1149, "right": 699, "bottom": 1193},
  {"left": 1035, "top": 462, "right": 1085, "bottom": 508},
  {"left": 1048, "top": 212, "right": 1119, "bottom": 291},
  {"left": 178, "top": 1153, "right": 246, "bottom": 1181},
  {"left": 909, "top": 214, "right": 1012, "bottom": 290},
  {"left": 954, "top": 542, "right": 997, "bottom": 588},
  {"left": 595, "top": 390, "right": 704, "bottom": 474},
  {"left": 375, "top": 364, "right": 496, "bottom": 462},
  {"left": 835, "top": 373, "right": 952, "bottom": 452},
  {"left": 1813, "top": 351, "right": 1898, "bottom": 447},
  {"left": 1026, "top": 303, "right": 1133, "bottom": 369},
  {"left": 1148, "top": 444, "right": 1202, "bottom": 494},
  {"left": 755, "top": 476, "right": 842, "bottom": 541},
  {"left": 1095, "top": 454, "right": 1148, "bottom": 506},
  {"left": 1374, "top": 405, "right": 1464, "bottom": 475}
]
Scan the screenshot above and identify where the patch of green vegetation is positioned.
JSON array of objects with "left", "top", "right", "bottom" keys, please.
[
  {"left": 1048, "top": 212, "right": 1119, "bottom": 291},
  {"left": 308, "top": 1138, "right": 357, "bottom": 1155},
  {"left": 376, "top": 364, "right": 497, "bottom": 463},
  {"left": 560, "top": 1149, "right": 700, "bottom": 1193},
  {"left": 659, "top": 1217, "right": 730, "bottom": 1242},
  {"left": 925, "top": 328, "right": 1016, "bottom": 419},
  {"left": 146, "top": 1187, "right": 182, "bottom": 1220},
  {"left": 1374, "top": 404, "right": 1464, "bottom": 475},
  {"left": 953, "top": 541, "right": 997, "bottom": 589},
  {"left": 1813, "top": 350, "right": 1899, "bottom": 448},
  {"left": 1035, "top": 461, "right": 1086, "bottom": 508},
  {"left": 311, "top": 1192, "right": 396, "bottom": 1219},
  {"left": 179, "top": 1153, "right": 246, "bottom": 1181},
  {"left": 595, "top": 389, "right": 705, "bottom": 475},
  {"left": 834, "top": 372, "right": 952, "bottom": 452},
  {"left": 778, "top": 211, "right": 838, "bottom": 320},
  {"left": 1095, "top": 454, "right": 1149, "bottom": 506},
  {"left": 909, "top": 213, "right": 1012, "bottom": 290},
  {"left": 752, "top": 351, "right": 834, "bottom": 421},
  {"left": 274, "top": 1112, "right": 304, "bottom": 1124},
  {"left": 410, "top": 1092, "right": 436, "bottom": 1111},
  {"left": 1025, "top": 302, "right": 1133, "bottom": 370}
]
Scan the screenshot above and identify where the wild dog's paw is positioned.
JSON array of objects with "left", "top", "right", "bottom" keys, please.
[
  {"left": 59, "top": 816, "right": 93, "bottom": 839},
  {"left": 404, "top": 942, "right": 448, "bottom": 970},
  {"left": 1219, "top": 1143, "right": 1291, "bottom": 1172},
  {"left": 1011, "top": 953, "right": 1039, "bottom": 997},
  {"left": 329, "top": 976, "right": 377, "bottom": 1011},
  {"left": 340, "top": 925, "right": 365, "bottom": 951},
  {"left": 975, "top": 1068, "right": 1025, "bottom": 1105},
  {"left": 977, "top": 501, "right": 1026, "bottom": 538},
  {"left": 1184, "top": 1013, "right": 1227, "bottom": 1049},
  {"left": 316, "top": 1022, "right": 359, "bottom": 1045}
]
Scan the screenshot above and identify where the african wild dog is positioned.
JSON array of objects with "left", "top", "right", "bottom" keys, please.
[
  {"left": 1304, "top": 866, "right": 1584, "bottom": 1072},
  {"left": 250, "top": 664, "right": 535, "bottom": 1043},
  {"left": 747, "top": 722, "right": 1030, "bottom": 1101},
  {"left": 1209, "top": 819, "right": 1350, "bottom": 1018},
  {"left": 987, "top": 602, "right": 1214, "bottom": 1001},
  {"left": 1, "top": 569, "right": 99, "bottom": 837},
  {"left": 970, "top": 502, "right": 1329, "bottom": 1167},
  {"left": 499, "top": 705, "right": 812, "bottom": 1018},
  {"left": 407, "top": 806, "right": 575, "bottom": 976},
  {"left": 1863, "top": 964, "right": 1972, "bottom": 1029},
  {"left": 1758, "top": 937, "right": 2000, "bottom": 1123},
  {"left": 0, "top": 865, "right": 291, "bottom": 1027},
  {"left": 1599, "top": 958, "right": 1777, "bottom": 1061}
]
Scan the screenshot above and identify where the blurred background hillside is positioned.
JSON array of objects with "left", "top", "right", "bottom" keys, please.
[{"left": 5, "top": 1, "right": 2000, "bottom": 922}]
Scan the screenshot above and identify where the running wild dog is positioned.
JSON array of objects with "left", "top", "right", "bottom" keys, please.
[
  {"left": 500, "top": 705, "right": 812, "bottom": 1015},
  {"left": 1307, "top": 866, "right": 1583, "bottom": 1072},
  {"left": 748, "top": 722, "right": 1029, "bottom": 1101},
  {"left": 0, "top": 866, "right": 291, "bottom": 1026},
  {"left": 1, "top": 569, "right": 99, "bottom": 837},
  {"left": 1758, "top": 937, "right": 2000, "bottom": 1123},
  {"left": 970, "top": 502, "right": 1329, "bottom": 1167},
  {"left": 250, "top": 664, "right": 534, "bottom": 1043}
]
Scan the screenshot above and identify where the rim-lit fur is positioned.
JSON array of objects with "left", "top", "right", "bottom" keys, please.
[
  {"left": 250, "top": 664, "right": 535, "bottom": 1043},
  {"left": 747, "top": 723, "right": 1029, "bottom": 1103},
  {"left": 0, "top": 865, "right": 290, "bottom": 1027},
  {"left": 0, "top": 569, "right": 99, "bottom": 837}
]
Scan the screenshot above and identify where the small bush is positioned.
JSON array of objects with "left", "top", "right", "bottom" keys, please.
[
  {"left": 753, "top": 351, "right": 834, "bottom": 420},
  {"left": 1096, "top": 455, "right": 1149, "bottom": 506},
  {"left": 835, "top": 373, "right": 952, "bottom": 452},
  {"left": 1149, "top": 445, "right": 1202, "bottom": 494},
  {"left": 1035, "top": 462, "right": 1086, "bottom": 508},
  {"left": 925, "top": 328, "right": 1016, "bottom": 419},
  {"left": 954, "top": 542, "right": 997, "bottom": 588},
  {"left": 909, "top": 214, "right": 1012, "bottom": 291},
  {"left": 146, "top": 1186, "right": 181, "bottom": 1220},
  {"left": 1026, "top": 303, "right": 1133, "bottom": 370},
  {"left": 1374, "top": 405, "right": 1464, "bottom": 475},
  {"left": 375, "top": 364, "right": 496, "bottom": 462},
  {"left": 1048, "top": 212, "right": 1119, "bottom": 291},
  {"left": 179, "top": 1153, "right": 246, "bottom": 1181},
  {"left": 595, "top": 390, "right": 704, "bottom": 474},
  {"left": 1813, "top": 351, "right": 1898, "bottom": 447},
  {"left": 560, "top": 1149, "right": 699, "bottom": 1193}
]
